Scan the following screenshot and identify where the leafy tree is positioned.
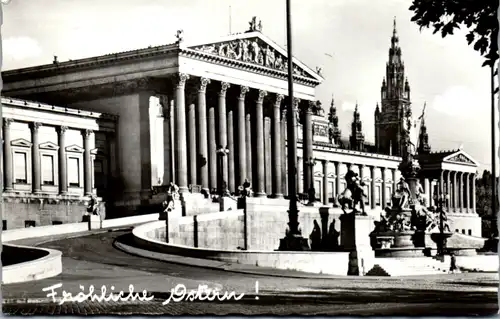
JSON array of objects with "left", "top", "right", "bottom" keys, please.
[
  {"left": 409, "top": 0, "right": 499, "bottom": 91},
  {"left": 476, "top": 170, "right": 499, "bottom": 237}
]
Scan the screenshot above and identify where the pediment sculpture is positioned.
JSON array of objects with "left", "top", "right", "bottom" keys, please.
[
  {"left": 447, "top": 153, "right": 475, "bottom": 165},
  {"left": 191, "top": 38, "right": 309, "bottom": 77}
]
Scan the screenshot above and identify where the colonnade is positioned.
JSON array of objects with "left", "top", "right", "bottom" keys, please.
[
  {"left": 2, "top": 118, "right": 98, "bottom": 196},
  {"left": 159, "top": 73, "right": 316, "bottom": 197},
  {"left": 429, "top": 170, "right": 477, "bottom": 213}
]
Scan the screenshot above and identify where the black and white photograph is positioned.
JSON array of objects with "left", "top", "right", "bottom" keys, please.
[{"left": 0, "top": 0, "right": 499, "bottom": 316}]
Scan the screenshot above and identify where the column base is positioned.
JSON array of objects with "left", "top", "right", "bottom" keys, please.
[
  {"left": 4, "top": 187, "right": 13, "bottom": 192},
  {"left": 254, "top": 192, "right": 267, "bottom": 198},
  {"left": 273, "top": 193, "right": 284, "bottom": 199},
  {"left": 178, "top": 186, "right": 189, "bottom": 193}
]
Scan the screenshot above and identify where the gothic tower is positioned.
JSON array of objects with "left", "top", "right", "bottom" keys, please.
[
  {"left": 328, "top": 97, "right": 342, "bottom": 145},
  {"left": 375, "top": 18, "right": 411, "bottom": 156},
  {"left": 417, "top": 107, "right": 431, "bottom": 154},
  {"left": 350, "top": 103, "right": 365, "bottom": 151}
]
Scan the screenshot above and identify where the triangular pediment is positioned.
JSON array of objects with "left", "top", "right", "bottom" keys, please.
[
  {"left": 11, "top": 138, "right": 32, "bottom": 148},
  {"left": 186, "top": 31, "right": 323, "bottom": 83},
  {"left": 443, "top": 150, "right": 478, "bottom": 166},
  {"left": 39, "top": 141, "right": 59, "bottom": 150},
  {"left": 66, "top": 144, "right": 84, "bottom": 153}
]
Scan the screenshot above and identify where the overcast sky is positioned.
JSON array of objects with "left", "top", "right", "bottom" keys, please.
[{"left": 2, "top": 0, "right": 497, "bottom": 174}]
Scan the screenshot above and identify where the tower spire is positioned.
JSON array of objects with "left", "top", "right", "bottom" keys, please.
[
  {"left": 350, "top": 102, "right": 365, "bottom": 151},
  {"left": 328, "top": 95, "right": 342, "bottom": 145},
  {"left": 417, "top": 102, "right": 431, "bottom": 154}
]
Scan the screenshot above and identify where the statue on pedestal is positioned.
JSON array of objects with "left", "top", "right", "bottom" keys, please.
[
  {"left": 87, "top": 195, "right": 100, "bottom": 216},
  {"left": 337, "top": 169, "right": 368, "bottom": 214},
  {"left": 165, "top": 182, "right": 179, "bottom": 209}
]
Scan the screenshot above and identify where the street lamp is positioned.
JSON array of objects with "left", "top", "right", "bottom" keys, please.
[
  {"left": 305, "top": 157, "right": 316, "bottom": 204},
  {"left": 433, "top": 190, "right": 450, "bottom": 256},
  {"left": 216, "top": 146, "right": 230, "bottom": 197}
]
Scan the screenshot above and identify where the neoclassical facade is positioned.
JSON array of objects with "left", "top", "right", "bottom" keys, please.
[
  {"left": 1, "top": 20, "right": 482, "bottom": 236},
  {"left": 1, "top": 97, "right": 116, "bottom": 229}
]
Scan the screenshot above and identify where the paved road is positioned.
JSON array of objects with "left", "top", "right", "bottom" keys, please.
[{"left": 3, "top": 230, "right": 498, "bottom": 316}]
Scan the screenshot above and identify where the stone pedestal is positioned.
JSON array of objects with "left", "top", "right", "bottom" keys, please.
[
  {"left": 88, "top": 214, "right": 102, "bottom": 230},
  {"left": 220, "top": 196, "right": 238, "bottom": 212},
  {"left": 339, "top": 213, "right": 375, "bottom": 276},
  {"left": 278, "top": 235, "right": 310, "bottom": 251}
]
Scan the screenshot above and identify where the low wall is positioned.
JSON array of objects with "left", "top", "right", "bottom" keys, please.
[
  {"left": 2, "top": 244, "right": 62, "bottom": 284},
  {"left": 101, "top": 213, "right": 160, "bottom": 229},
  {"left": 2, "top": 222, "right": 89, "bottom": 242},
  {"left": 133, "top": 221, "right": 350, "bottom": 276},
  {"left": 166, "top": 210, "right": 245, "bottom": 250}
]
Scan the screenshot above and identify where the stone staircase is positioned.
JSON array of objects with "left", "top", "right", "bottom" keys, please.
[{"left": 367, "top": 257, "right": 447, "bottom": 276}]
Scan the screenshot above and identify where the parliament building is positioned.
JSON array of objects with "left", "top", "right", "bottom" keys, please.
[{"left": 1, "top": 19, "right": 481, "bottom": 236}]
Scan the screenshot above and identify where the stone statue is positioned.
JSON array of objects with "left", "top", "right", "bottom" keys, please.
[
  {"left": 87, "top": 195, "right": 99, "bottom": 216},
  {"left": 238, "top": 179, "right": 252, "bottom": 198},
  {"left": 251, "top": 40, "right": 260, "bottom": 63},
  {"left": 175, "top": 30, "right": 184, "bottom": 44},
  {"left": 392, "top": 177, "right": 411, "bottom": 210},
  {"left": 165, "top": 182, "right": 179, "bottom": 209},
  {"left": 309, "top": 220, "right": 322, "bottom": 251},
  {"left": 337, "top": 170, "right": 367, "bottom": 214},
  {"left": 415, "top": 180, "right": 425, "bottom": 205},
  {"left": 249, "top": 16, "right": 257, "bottom": 31}
]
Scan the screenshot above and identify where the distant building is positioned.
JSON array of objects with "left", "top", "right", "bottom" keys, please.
[{"left": 1, "top": 18, "right": 481, "bottom": 236}]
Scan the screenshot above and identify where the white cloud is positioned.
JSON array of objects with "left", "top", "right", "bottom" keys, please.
[
  {"left": 430, "top": 86, "right": 483, "bottom": 116},
  {"left": 3, "top": 36, "right": 42, "bottom": 61}
]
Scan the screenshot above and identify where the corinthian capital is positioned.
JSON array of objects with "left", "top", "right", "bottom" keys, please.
[
  {"left": 176, "top": 73, "right": 190, "bottom": 88},
  {"left": 3, "top": 118, "right": 13, "bottom": 128},
  {"left": 219, "top": 82, "right": 231, "bottom": 96},
  {"left": 257, "top": 90, "right": 267, "bottom": 103},
  {"left": 82, "top": 129, "right": 94, "bottom": 138},
  {"left": 275, "top": 94, "right": 284, "bottom": 107},
  {"left": 30, "top": 122, "right": 42, "bottom": 131},
  {"left": 306, "top": 100, "right": 316, "bottom": 113},
  {"left": 199, "top": 77, "right": 211, "bottom": 93},
  {"left": 239, "top": 86, "right": 249, "bottom": 100},
  {"left": 56, "top": 126, "right": 68, "bottom": 134}
]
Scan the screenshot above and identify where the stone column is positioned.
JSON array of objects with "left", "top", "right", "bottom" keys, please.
[
  {"left": 254, "top": 89, "right": 267, "bottom": 197},
  {"left": 218, "top": 82, "right": 230, "bottom": 188},
  {"left": 381, "top": 167, "right": 387, "bottom": 210},
  {"left": 334, "top": 161, "right": 341, "bottom": 207},
  {"left": 439, "top": 170, "right": 445, "bottom": 196},
  {"left": 197, "top": 78, "right": 210, "bottom": 192},
  {"left": 281, "top": 109, "right": 287, "bottom": 196},
  {"left": 445, "top": 170, "right": 451, "bottom": 210},
  {"left": 391, "top": 168, "right": 397, "bottom": 191},
  {"left": 30, "top": 122, "right": 42, "bottom": 193},
  {"left": 3, "top": 118, "right": 13, "bottom": 191},
  {"left": 464, "top": 172, "right": 470, "bottom": 213},
  {"left": 370, "top": 166, "right": 376, "bottom": 209},
  {"left": 227, "top": 102, "right": 235, "bottom": 193},
  {"left": 322, "top": 160, "right": 329, "bottom": 205},
  {"left": 302, "top": 101, "right": 314, "bottom": 193},
  {"left": 57, "top": 125, "right": 68, "bottom": 194},
  {"left": 160, "top": 96, "right": 173, "bottom": 185},
  {"left": 458, "top": 172, "right": 464, "bottom": 213},
  {"left": 272, "top": 94, "right": 284, "bottom": 198},
  {"left": 187, "top": 99, "right": 197, "bottom": 187},
  {"left": 297, "top": 157, "right": 303, "bottom": 194},
  {"left": 82, "top": 129, "right": 93, "bottom": 196},
  {"left": 471, "top": 173, "right": 477, "bottom": 213},
  {"left": 245, "top": 105, "right": 253, "bottom": 184},
  {"left": 237, "top": 86, "right": 249, "bottom": 186},
  {"left": 175, "top": 73, "right": 190, "bottom": 193},
  {"left": 208, "top": 97, "right": 217, "bottom": 191},
  {"left": 453, "top": 171, "right": 458, "bottom": 211}
]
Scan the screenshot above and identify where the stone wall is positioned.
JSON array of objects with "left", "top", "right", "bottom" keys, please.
[{"left": 1, "top": 197, "right": 102, "bottom": 229}]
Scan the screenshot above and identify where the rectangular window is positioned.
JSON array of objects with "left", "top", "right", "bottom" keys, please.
[
  {"left": 468, "top": 229, "right": 472, "bottom": 236},
  {"left": 328, "top": 182, "right": 334, "bottom": 203},
  {"left": 52, "top": 221, "right": 63, "bottom": 225},
  {"left": 42, "top": 154, "right": 55, "bottom": 185},
  {"left": 2, "top": 220, "right": 6, "bottom": 230},
  {"left": 462, "top": 229, "right": 466, "bottom": 234},
  {"left": 315, "top": 180, "right": 321, "bottom": 201},
  {"left": 25, "top": 220, "right": 36, "bottom": 228},
  {"left": 386, "top": 186, "right": 392, "bottom": 205},
  {"left": 68, "top": 157, "right": 80, "bottom": 187},
  {"left": 375, "top": 185, "right": 381, "bottom": 205},
  {"left": 14, "top": 152, "right": 27, "bottom": 183}
]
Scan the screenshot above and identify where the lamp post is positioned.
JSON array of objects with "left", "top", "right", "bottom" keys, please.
[
  {"left": 433, "top": 190, "right": 449, "bottom": 256},
  {"left": 216, "top": 146, "right": 230, "bottom": 197},
  {"left": 305, "top": 157, "right": 316, "bottom": 204}
]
